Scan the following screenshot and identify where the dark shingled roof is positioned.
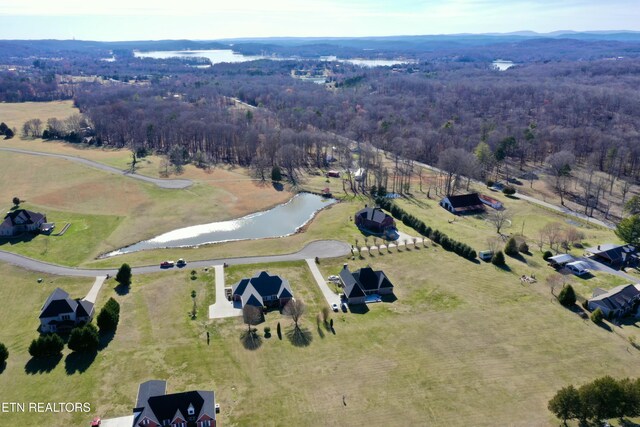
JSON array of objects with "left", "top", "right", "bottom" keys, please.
[
  {"left": 355, "top": 207, "right": 390, "bottom": 224},
  {"left": 133, "top": 380, "right": 215, "bottom": 427},
  {"left": 3, "top": 209, "right": 45, "bottom": 226},
  {"left": 232, "top": 271, "right": 293, "bottom": 306},
  {"left": 590, "top": 284, "right": 640, "bottom": 311},
  {"left": 40, "top": 288, "right": 76, "bottom": 318},
  {"left": 245, "top": 294, "right": 263, "bottom": 307},
  {"left": 341, "top": 266, "right": 394, "bottom": 299},
  {"left": 445, "top": 193, "right": 484, "bottom": 209}
]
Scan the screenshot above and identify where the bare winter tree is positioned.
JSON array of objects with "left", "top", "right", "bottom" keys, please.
[
  {"left": 487, "top": 210, "right": 512, "bottom": 234},
  {"left": 242, "top": 304, "right": 263, "bottom": 334},
  {"left": 541, "top": 222, "right": 564, "bottom": 252},
  {"left": 283, "top": 299, "right": 306, "bottom": 331},
  {"left": 437, "top": 147, "right": 480, "bottom": 196},
  {"left": 545, "top": 151, "right": 575, "bottom": 205}
]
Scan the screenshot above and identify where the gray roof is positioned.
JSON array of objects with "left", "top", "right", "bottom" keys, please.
[
  {"left": 133, "top": 380, "right": 215, "bottom": 426},
  {"left": 340, "top": 265, "right": 393, "bottom": 298},
  {"left": 589, "top": 284, "right": 640, "bottom": 311},
  {"left": 2, "top": 209, "right": 45, "bottom": 227},
  {"left": 548, "top": 254, "right": 574, "bottom": 264},
  {"left": 39, "top": 287, "right": 94, "bottom": 319}
]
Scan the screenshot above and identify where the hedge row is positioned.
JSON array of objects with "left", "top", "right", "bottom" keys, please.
[{"left": 375, "top": 197, "right": 477, "bottom": 260}]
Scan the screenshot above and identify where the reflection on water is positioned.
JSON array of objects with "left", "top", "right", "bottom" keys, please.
[
  {"left": 493, "top": 60, "right": 515, "bottom": 71},
  {"left": 105, "top": 193, "right": 336, "bottom": 256}
]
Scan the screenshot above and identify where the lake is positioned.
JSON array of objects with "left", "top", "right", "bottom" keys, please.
[
  {"left": 492, "top": 60, "right": 515, "bottom": 71},
  {"left": 135, "top": 49, "right": 415, "bottom": 68},
  {"left": 105, "top": 193, "right": 337, "bottom": 256}
]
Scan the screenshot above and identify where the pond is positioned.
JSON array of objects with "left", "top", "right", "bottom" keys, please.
[{"left": 105, "top": 193, "right": 337, "bottom": 256}]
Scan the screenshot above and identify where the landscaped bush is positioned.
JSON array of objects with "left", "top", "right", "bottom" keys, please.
[
  {"left": 491, "top": 251, "right": 506, "bottom": 266},
  {"left": 543, "top": 250, "right": 553, "bottom": 261},
  {"left": 590, "top": 308, "right": 604, "bottom": 323},
  {"left": 28, "top": 334, "right": 64, "bottom": 358},
  {"left": 0, "top": 342, "right": 8, "bottom": 366},
  {"left": 558, "top": 284, "right": 577, "bottom": 307},
  {"left": 68, "top": 324, "right": 99, "bottom": 353},
  {"left": 486, "top": 180, "right": 495, "bottom": 188},
  {"left": 97, "top": 297, "right": 120, "bottom": 333},
  {"left": 518, "top": 241, "right": 529, "bottom": 253},
  {"left": 502, "top": 186, "right": 516, "bottom": 195},
  {"left": 504, "top": 237, "right": 519, "bottom": 256}
]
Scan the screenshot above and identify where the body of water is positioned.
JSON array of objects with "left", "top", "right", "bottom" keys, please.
[
  {"left": 492, "top": 60, "right": 515, "bottom": 71},
  {"left": 106, "top": 193, "right": 337, "bottom": 256},
  {"left": 135, "top": 49, "right": 414, "bottom": 68}
]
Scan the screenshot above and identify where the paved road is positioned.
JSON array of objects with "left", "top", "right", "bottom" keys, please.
[
  {"left": 0, "top": 147, "right": 192, "bottom": 189},
  {"left": 0, "top": 240, "right": 351, "bottom": 277},
  {"left": 306, "top": 258, "right": 341, "bottom": 307},
  {"left": 209, "top": 265, "right": 242, "bottom": 319},
  {"left": 83, "top": 275, "right": 107, "bottom": 303}
]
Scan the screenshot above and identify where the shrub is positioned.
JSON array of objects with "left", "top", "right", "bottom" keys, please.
[
  {"left": 504, "top": 237, "right": 519, "bottom": 256},
  {"left": 68, "top": 324, "right": 99, "bottom": 353},
  {"left": 491, "top": 251, "right": 506, "bottom": 266},
  {"left": 115, "top": 263, "right": 132, "bottom": 286},
  {"left": 518, "top": 241, "right": 529, "bottom": 253},
  {"left": 486, "top": 180, "right": 495, "bottom": 187},
  {"left": 590, "top": 308, "right": 604, "bottom": 323},
  {"left": 558, "top": 285, "right": 577, "bottom": 307},
  {"left": 543, "top": 250, "right": 553, "bottom": 261},
  {"left": 28, "top": 334, "right": 64, "bottom": 358},
  {"left": 0, "top": 342, "right": 8, "bottom": 365},
  {"left": 502, "top": 186, "right": 516, "bottom": 195}
]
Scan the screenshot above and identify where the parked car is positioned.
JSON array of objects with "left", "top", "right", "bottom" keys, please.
[
  {"left": 479, "top": 250, "right": 494, "bottom": 261},
  {"left": 341, "top": 302, "right": 348, "bottom": 312},
  {"left": 90, "top": 417, "right": 101, "bottom": 427},
  {"left": 331, "top": 303, "right": 339, "bottom": 312},
  {"left": 327, "top": 275, "right": 340, "bottom": 282},
  {"left": 176, "top": 258, "right": 187, "bottom": 267},
  {"left": 160, "top": 260, "right": 175, "bottom": 268},
  {"left": 565, "top": 261, "right": 590, "bottom": 276}
]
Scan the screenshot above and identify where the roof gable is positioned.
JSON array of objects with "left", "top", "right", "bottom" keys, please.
[{"left": 40, "top": 288, "right": 78, "bottom": 318}]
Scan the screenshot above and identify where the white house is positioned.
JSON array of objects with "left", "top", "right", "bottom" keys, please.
[{"left": 39, "top": 288, "right": 95, "bottom": 333}]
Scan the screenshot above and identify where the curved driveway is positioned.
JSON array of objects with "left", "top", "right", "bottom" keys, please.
[
  {"left": 0, "top": 240, "right": 351, "bottom": 277},
  {"left": 0, "top": 147, "right": 192, "bottom": 189}
]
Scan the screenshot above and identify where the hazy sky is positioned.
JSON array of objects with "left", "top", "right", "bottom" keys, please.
[{"left": 0, "top": 0, "right": 638, "bottom": 40}]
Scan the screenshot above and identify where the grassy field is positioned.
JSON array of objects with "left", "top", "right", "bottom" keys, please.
[{"left": 2, "top": 249, "right": 640, "bottom": 426}]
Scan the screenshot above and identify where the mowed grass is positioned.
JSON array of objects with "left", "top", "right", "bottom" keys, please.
[
  {"left": 2, "top": 248, "right": 640, "bottom": 426},
  {"left": 0, "top": 151, "right": 291, "bottom": 265}
]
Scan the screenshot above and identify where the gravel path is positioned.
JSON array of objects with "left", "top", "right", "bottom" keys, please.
[{"left": 0, "top": 147, "right": 192, "bottom": 189}]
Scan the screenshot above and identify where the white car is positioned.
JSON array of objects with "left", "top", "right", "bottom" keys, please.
[
  {"left": 341, "top": 302, "right": 348, "bottom": 312},
  {"left": 331, "top": 303, "right": 339, "bottom": 312},
  {"left": 565, "top": 261, "right": 590, "bottom": 276}
]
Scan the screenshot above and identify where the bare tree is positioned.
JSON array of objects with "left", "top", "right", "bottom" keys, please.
[
  {"left": 242, "top": 304, "right": 262, "bottom": 334},
  {"left": 545, "top": 151, "right": 575, "bottom": 205},
  {"left": 487, "top": 210, "right": 512, "bottom": 234},
  {"left": 283, "top": 299, "right": 306, "bottom": 331},
  {"left": 563, "top": 226, "right": 584, "bottom": 249},
  {"left": 486, "top": 236, "right": 502, "bottom": 253},
  {"left": 541, "top": 222, "right": 564, "bottom": 252},
  {"left": 437, "top": 147, "right": 480, "bottom": 196}
]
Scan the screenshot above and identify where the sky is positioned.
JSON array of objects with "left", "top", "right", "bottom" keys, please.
[{"left": 0, "top": 0, "right": 638, "bottom": 41}]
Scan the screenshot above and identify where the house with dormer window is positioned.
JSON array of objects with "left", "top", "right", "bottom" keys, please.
[
  {"left": 39, "top": 288, "right": 94, "bottom": 333},
  {"left": 133, "top": 380, "right": 217, "bottom": 427}
]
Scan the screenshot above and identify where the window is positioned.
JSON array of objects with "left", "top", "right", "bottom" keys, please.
[
  {"left": 187, "top": 403, "right": 195, "bottom": 416},
  {"left": 61, "top": 314, "right": 71, "bottom": 320}
]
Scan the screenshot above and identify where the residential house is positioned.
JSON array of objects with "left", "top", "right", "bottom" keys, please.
[
  {"left": 588, "top": 284, "right": 640, "bottom": 318},
  {"left": 0, "top": 209, "right": 47, "bottom": 237},
  {"left": 586, "top": 243, "right": 638, "bottom": 267},
  {"left": 39, "top": 288, "right": 94, "bottom": 333},
  {"left": 133, "top": 380, "right": 216, "bottom": 427},
  {"left": 439, "top": 193, "right": 485, "bottom": 214},
  {"left": 232, "top": 271, "right": 293, "bottom": 309},
  {"left": 354, "top": 206, "right": 397, "bottom": 238},
  {"left": 340, "top": 264, "right": 394, "bottom": 305}
]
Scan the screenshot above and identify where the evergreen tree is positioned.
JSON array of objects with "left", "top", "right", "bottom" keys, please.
[
  {"left": 28, "top": 334, "right": 64, "bottom": 358},
  {"left": 558, "top": 284, "right": 577, "bottom": 307},
  {"left": 491, "top": 250, "right": 506, "bottom": 266},
  {"left": 615, "top": 214, "right": 640, "bottom": 246},
  {"left": 115, "top": 263, "right": 132, "bottom": 286},
  {"left": 590, "top": 308, "right": 604, "bottom": 323},
  {"left": 0, "top": 342, "right": 8, "bottom": 365},
  {"left": 68, "top": 324, "right": 99, "bottom": 353},
  {"left": 271, "top": 165, "right": 282, "bottom": 182},
  {"left": 504, "top": 237, "right": 518, "bottom": 256}
]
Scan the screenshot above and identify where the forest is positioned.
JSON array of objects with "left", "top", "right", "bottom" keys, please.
[{"left": 2, "top": 35, "right": 640, "bottom": 219}]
